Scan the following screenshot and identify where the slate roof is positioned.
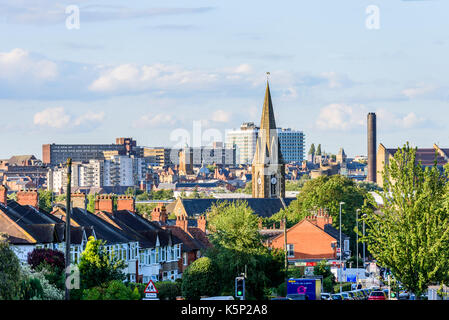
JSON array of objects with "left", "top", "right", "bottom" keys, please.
[
  {"left": 163, "top": 225, "right": 210, "bottom": 252},
  {"left": 57, "top": 207, "right": 133, "bottom": 245},
  {"left": 0, "top": 200, "right": 87, "bottom": 245},
  {"left": 98, "top": 210, "right": 182, "bottom": 248},
  {"left": 323, "top": 224, "right": 350, "bottom": 243},
  {"left": 179, "top": 198, "right": 296, "bottom": 218}
]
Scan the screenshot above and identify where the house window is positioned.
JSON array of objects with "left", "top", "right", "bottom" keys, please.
[
  {"left": 287, "top": 244, "right": 294, "bottom": 257},
  {"left": 183, "top": 252, "right": 188, "bottom": 266}
]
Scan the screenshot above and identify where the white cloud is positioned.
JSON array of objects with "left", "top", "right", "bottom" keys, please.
[
  {"left": 133, "top": 113, "right": 177, "bottom": 128},
  {"left": 316, "top": 103, "right": 366, "bottom": 131},
  {"left": 33, "top": 107, "right": 104, "bottom": 130},
  {"left": 89, "top": 63, "right": 219, "bottom": 93},
  {"left": 211, "top": 110, "right": 232, "bottom": 123},
  {"left": 0, "top": 48, "right": 58, "bottom": 81},
  {"left": 316, "top": 104, "right": 433, "bottom": 132},
  {"left": 401, "top": 84, "right": 437, "bottom": 99},
  {"left": 377, "top": 108, "right": 428, "bottom": 129},
  {"left": 33, "top": 107, "right": 70, "bottom": 129},
  {"left": 320, "top": 72, "right": 352, "bottom": 89}
]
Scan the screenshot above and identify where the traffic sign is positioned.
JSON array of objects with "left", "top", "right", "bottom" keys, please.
[
  {"left": 144, "top": 280, "right": 159, "bottom": 294},
  {"left": 146, "top": 293, "right": 157, "bottom": 298}
]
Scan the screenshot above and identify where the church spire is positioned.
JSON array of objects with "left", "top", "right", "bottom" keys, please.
[{"left": 251, "top": 77, "right": 285, "bottom": 199}]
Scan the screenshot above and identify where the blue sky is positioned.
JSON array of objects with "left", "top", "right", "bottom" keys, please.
[{"left": 0, "top": 0, "right": 448, "bottom": 159}]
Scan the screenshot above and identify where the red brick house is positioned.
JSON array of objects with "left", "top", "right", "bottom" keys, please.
[{"left": 267, "top": 210, "right": 349, "bottom": 263}]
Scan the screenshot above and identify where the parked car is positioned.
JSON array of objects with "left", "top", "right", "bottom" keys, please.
[
  {"left": 347, "top": 291, "right": 358, "bottom": 300},
  {"left": 321, "top": 293, "right": 331, "bottom": 300},
  {"left": 356, "top": 289, "right": 369, "bottom": 300},
  {"left": 340, "top": 292, "right": 352, "bottom": 300},
  {"left": 351, "top": 290, "right": 363, "bottom": 300},
  {"left": 399, "top": 290, "right": 410, "bottom": 300},
  {"left": 331, "top": 294, "right": 343, "bottom": 300},
  {"left": 368, "top": 291, "right": 387, "bottom": 300},
  {"left": 286, "top": 294, "right": 307, "bottom": 300}
]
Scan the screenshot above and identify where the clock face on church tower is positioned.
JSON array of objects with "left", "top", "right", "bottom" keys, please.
[{"left": 271, "top": 177, "right": 277, "bottom": 185}]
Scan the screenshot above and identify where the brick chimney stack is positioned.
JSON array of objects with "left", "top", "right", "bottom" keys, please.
[
  {"left": 176, "top": 215, "right": 188, "bottom": 232},
  {"left": 306, "top": 208, "right": 333, "bottom": 230},
  {"left": 0, "top": 185, "right": 7, "bottom": 206},
  {"left": 95, "top": 195, "right": 114, "bottom": 213},
  {"left": 17, "top": 189, "right": 39, "bottom": 209},
  {"left": 197, "top": 215, "right": 206, "bottom": 233},
  {"left": 117, "top": 195, "right": 135, "bottom": 212},
  {"left": 71, "top": 192, "right": 87, "bottom": 209},
  {"left": 152, "top": 204, "right": 168, "bottom": 224}
]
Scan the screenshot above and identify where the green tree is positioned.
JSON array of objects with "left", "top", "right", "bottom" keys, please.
[
  {"left": 77, "top": 237, "right": 126, "bottom": 291},
  {"left": 236, "top": 182, "right": 252, "bottom": 195},
  {"left": 316, "top": 144, "right": 322, "bottom": 156},
  {"left": 363, "top": 143, "right": 449, "bottom": 298},
  {"left": 205, "top": 201, "right": 285, "bottom": 299},
  {"left": 87, "top": 194, "right": 97, "bottom": 213},
  {"left": 38, "top": 189, "right": 53, "bottom": 212},
  {"left": 136, "top": 191, "right": 150, "bottom": 201},
  {"left": 0, "top": 238, "right": 22, "bottom": 299},
  {"left": 313, "top": 260, "right": 336, "bottom": 293},
  {"left": 308, "top": 143, "right": 315, "bottom": 155},
  {"left": 181, "top": 257, "right": 220, "bottom": 300},
  {"left": 268, "top": 175, "right": 374, "bottom": 255}
]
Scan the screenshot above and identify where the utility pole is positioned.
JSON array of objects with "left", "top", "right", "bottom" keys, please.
[
  {"left": 65, "top": 158, "right": 72, "bottom": 301},
  {"left": 339, "top": 202, "right": 345, "bottom": 293},
  {"left": 278, "top": 196, "right": 288, "bottom": 296}
]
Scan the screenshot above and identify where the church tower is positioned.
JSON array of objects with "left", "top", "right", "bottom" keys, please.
[{"left": 252, "top": 80, "right": 285, "bottom": 198}]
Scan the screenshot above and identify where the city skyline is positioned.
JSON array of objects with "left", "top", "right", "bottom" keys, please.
[{"left": 1, "top": 0, "right": 449, "bottom": 159}]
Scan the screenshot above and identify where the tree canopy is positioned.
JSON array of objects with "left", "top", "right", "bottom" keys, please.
[
  {"left": 363, "top": 143, "right": 449, "bottom": 298},
  {"left": 205, "top": 201, "right": 285, "bottom": 299}
]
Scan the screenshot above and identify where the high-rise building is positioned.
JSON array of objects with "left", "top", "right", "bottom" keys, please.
[
  {"left": 226, "top": 123, "right": 305, "bottom": 165},
  {"left": 42, "top": 138, "right": 140, "bottom": 166},
  {"left": 252, "top": 81, "right": 285, "bottom": 199},
  {"left": 226, "top": 122, "right": 259, "bottom": 165},
  {"left": 47, "top": 155, "right": 151, "bottom": 192},
  {"left": 277, "top": 128, "right": 305, "bottom": 164}
]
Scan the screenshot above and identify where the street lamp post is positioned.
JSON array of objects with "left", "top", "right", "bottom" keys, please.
[
  {"left": 339, "top": 201, "right": 345, "bottom": 293},
  {"left": 356, "top": 209, "right": 360, "bottom": 270},
  {"left": 362, "top": 214, "right": 367, "bottom": 266}
]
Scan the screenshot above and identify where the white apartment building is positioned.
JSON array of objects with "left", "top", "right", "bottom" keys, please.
[
  {"left": 225, "top": 122, "right": 259, "bottom": 165},
  {"left": 225, "top": 122, "right": 305, "bottom": 164},
  {"left": 48, "top": 156, "right": 150, "bottom": 191}
]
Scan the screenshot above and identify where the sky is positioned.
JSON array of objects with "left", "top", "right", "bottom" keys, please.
[{"left": 0, "top": 0, "right": 448, "bottom": 159}]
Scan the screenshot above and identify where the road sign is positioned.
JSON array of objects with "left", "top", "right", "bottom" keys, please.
[
  {"left": 144, "top": 280, "right": 159, "bottom": 294},
  {"left": 145, "top": 293, "right": 157, "bottom": 298}
]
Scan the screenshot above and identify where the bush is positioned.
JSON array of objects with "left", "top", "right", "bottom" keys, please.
[
  {"left": 155, "top": 281, "right": 181, "bottom": 300},
  {"left": 78, "top": 237, "right": 126, "bottom": 290},
  {"left": 0, "top": 240, "right": 22, "bottom": 299},
  {"left": 20, "top": 265, "right": 64, "bottom": 300},
  {"left": 181, "top": 257, "right": 220, "bottom": 300},
  {"left": 334, "top": 282, "right": 352, "bottom": 293},
  {"left": 27, "top": 248, "right": 65, "bottom": 290},
  {"left": 127, "top": 282, "right": 146, "bottom": 299},
  {"left": 28, "top": 248, "right": 65, "bottom": 271},
  {"left": 83, "top": 280, "right": 141, "bottom": 300},
  {"left": 20, "top": 277, "right": 44, "bottom": 300}
]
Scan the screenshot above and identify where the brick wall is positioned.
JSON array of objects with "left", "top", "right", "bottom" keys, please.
[{"left": 17, "top": 189, "right": 39, "bottom": 208}]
